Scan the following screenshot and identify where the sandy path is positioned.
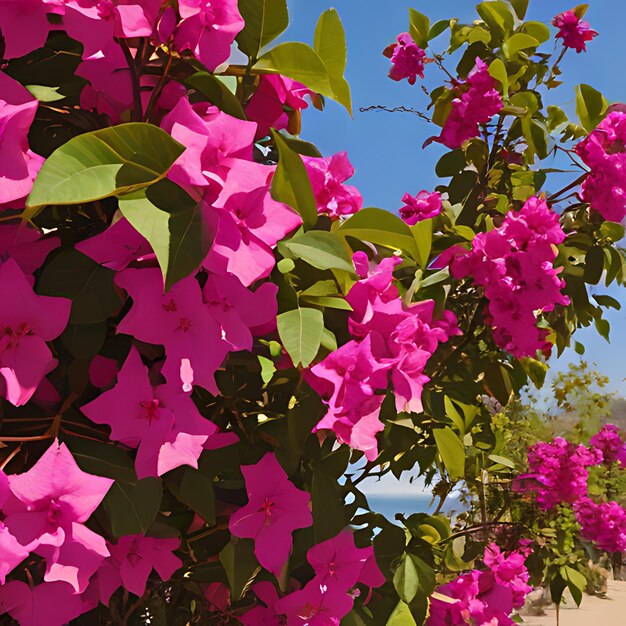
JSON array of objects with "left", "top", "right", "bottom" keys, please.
[{"left": 522, "top": 581, "right": 626, "bottom": 626}]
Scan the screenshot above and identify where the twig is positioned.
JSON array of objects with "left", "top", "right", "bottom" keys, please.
[
  {"left": 359, "top": 105, "right": 432, "bottom": 123},
  {"left": 118, "top": 39, "right": 143, "bottom": 122}
]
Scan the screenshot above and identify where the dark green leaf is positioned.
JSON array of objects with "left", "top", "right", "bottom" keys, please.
[
  {"left": 283, "top": 230, "right": 354, "bottom": 272},
  {"left": 312, "top": 470, "right": 345, "bottom": 542},
  {"left": 594, "top": 317, "right": 610, "bottom": 342},
  {"left": 271, "top": 130, "right": 318, "bottom": 230},
  {"left": 340, "top": 208, "right": 420, "bottom": 260},
  {"left": 119, "top": 179, "right": 210, "bottom": 290},
  {"left": 429, "top": 20, "right": 450, "bottom": 41},
  {"left": 104, "top": 478, "right": 163, "bottom": 537},
  {"left": 38, "top": 249, "right": 122, "bottom": 324},
  {"left": 26, "top": 123, "right": 185, "bottom": 216},
  {"left": 509, "top": 0, "right": 529, "bottom": 19},
  {"left": 236, "top": 0, "right": 289, "bottom": 59},
  {"left": 584, "top": 246, "right": 604, "bottom": 284},
  {"left": 219, "top": 538, "right": 261, "bottom": 600},
  {"left": 179, "top": 467, "right": 216, "bottom": 525},
  {"left": 65, "top": 436, "right": 136, "bottom": 484},
  {"left": 433, "top": 427, "right": 465, "bottom": 480},
  {"left": 186, "top": 72, "right": 246, "bottom": 120},
  {"left": 60, "top": 322, "right": 107, "bottom": 359},
  {"left": 277, "top": 307, "right": 324, "bottom": 367},
  {"left": 593, "top": 294, "right": 621, "bottom": 310}
]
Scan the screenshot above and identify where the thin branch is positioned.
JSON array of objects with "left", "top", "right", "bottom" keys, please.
[
  {"left": 118, "top": 39, "right": 143, "bottom": 122},
  {"left": 359, "top": 105, "right": 432, "bottom": 123}
]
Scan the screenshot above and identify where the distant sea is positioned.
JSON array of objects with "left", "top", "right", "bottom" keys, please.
[{"left": 365, "top": 494, "right": 460, "bottom": 521}]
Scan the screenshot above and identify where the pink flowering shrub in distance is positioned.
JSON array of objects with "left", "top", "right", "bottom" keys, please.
[{"left": 0, "top": 0, "right": 623, "bottom": 624}]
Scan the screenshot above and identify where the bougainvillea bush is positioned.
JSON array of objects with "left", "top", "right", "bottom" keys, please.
[{"left": 0, "top": 0, "right": 625, "bottom": 624}]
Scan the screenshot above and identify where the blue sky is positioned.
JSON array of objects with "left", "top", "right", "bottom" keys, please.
[{"left": 284, "top": 0, "right": 626, "bottom": 396}]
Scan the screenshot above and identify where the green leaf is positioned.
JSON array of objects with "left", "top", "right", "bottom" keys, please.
[
  {"left": 509, "top": 0, "right": 529, "bottom": 19},
  {"left": 25, "top": 84, "right": 65, "bottom": 102},
  {"left": 301, "top": 295, "right": 353, "bottom": 311},
  {"left": 584, "top": 245, "right": 604, "bottom": 284},
  {"left": 104, "top": 478, "right": 163, "bottom": 537},
  {"left": 219, "top": 539, "right": 261, "bottom": 600},
  {"left": 66, "top": 436, "right": 137, "bottom": 484},
  {"left": 186, "top": 72, "right": 246, "bottom": 120},
  {"left": 503, "top": 33, "right": 539, "bottom": 59},
  {"left": 409, "top": 8, "right": 430, "bottom": 48},
  {"left": 573, "top": 4, "right": 589, "bottom": 19},
  {"left": 314, "top": 8, "right": 352, "bottom": 115},
  {"left": 476, "top": 1, "right": 514, "bottom": 38},
  {"left": 179, "top": 467, "right": 216, "bottom": 525},
  {"left": 38, "top": 249, "right": 123, "bottom": 324},
  {"left": 561, "top": 566, "right": 587, "bottom": 606},
  {"left": 576, "top": 83, "right": 608, "bottom": 132},
  {"left": 340, "top": 208, "right": 420, "bottom": 260},
  {"left": 593, "top": 294, "right": 622, "bottom": 310},
  {"left": 60, "top": 322, "right": 107, "bottom": 359},
  {"left": 312, "top": 469, "right": 346, "bottom": 542},
  {"left": 488, "top": 454, "right": 516, "bottom": 469},
  {"left": 257, "top": 355, "right": 276, "bottom": 384},
  {"left": 429, "top": 20, "right": 450, "bottom": 41},
  {"left": 386, "top": 601, "right": 417, "bottom": 626},
  {"left": 547, "top": 105, "right": 568, "bottom": 131},
  {"left": 594, "top": 317, "right": 610, "bottom": 342},
  {"left": 393, "top": 554, "right": 420, "bottom": 604},
  {"left": 574, "top": 340, "right": 586, "bottom": 355},
  {"left": 521, "top": 21, "right": 551, "bottom": 44},
  {"left": 283, "top": 230, "right": 354, "bottom": 272},
  {"left": 256, "top": 43, "right": 347, "bottom": 112},
  {"left": 26, "top": 123, "right": 185, "bottom": 216},
  {"left": 119, "top": 179, "right": 210, "bottom": 290},
  {"left": 236, "top": 0, "right": 289, "bottom": 59},
  {"left": 270, "top": 130, "right": 318, "bottom": 230},
  {"left": 488, "top": 58, "right": 508, "bottom": 98},
  {"left": 600, "top": 221, "right": 625, "bottom": 241},
  {"left": 300, "top": 280, "right": 338, "bottom": 297},
  {"left": 277, "top": 258, "right": 295, "bottom": 273},
  {"left": 433, "top": 427, "right": 465, "bottom": 480},
  {"left": 277, "top": 307, "right": 324, "bottom": 367},
  {"left": 411, "top": 220, "right": 432, "bottom": 269}
]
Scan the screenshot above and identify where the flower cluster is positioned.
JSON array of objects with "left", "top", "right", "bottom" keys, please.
[
  {"left": 575, "top": 111, "right": 626, "bottom": 223},
  {"left": 428, "top": 543, "right": 531, "bottom": 626},
  {"left": 438, "top": 58, "right": 503, "bottom": 149},
  {"left": 589, "top": 424, "right": 626, "bottom": 467},
  {"left": 0, "top": 442, "right": 180, "bottom": 625},
  {"left": 308, "top": 252, "right": 460, "bottom": 460},
  {"left": 384, "top": 32, "right": 428, "bottom": 85},
  {"left": 514, "top": 437, "right": 601, "bottom": 510},
  {"left": 574, "top": 497, "right": 626, "bottom": 553},
  {"left": 553, "top": 9, "right": 598, "bottom": 53},
  {"left": 450, "top": 196, "right": 570, "bottom": 358},
  {"left": 399, "top": 190, "right": 442, "bottom": 225},
  {"left": 241, "top": 530, "right": 385, "bottom": 625}
]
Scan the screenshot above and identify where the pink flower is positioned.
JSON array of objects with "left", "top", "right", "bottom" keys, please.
[
  {"left": 174, "top": 0, "right": 244, "bottom": 72},
  {"left": 0, "top": 72, "right": 44, "bottom": 207},
  {"left": 275, "top": 581, "right": 353, "bottom": 626},
  {"left": 239, "top": 581, "right": 283, "bottom": 626},
  {"left": 81, "top": 347, "right": 218, "bottom": 478},
  {"left": 399, "top": 190, "right": 442, "bottom": 224},
  {"left": 307, "top": 336, "right": 391, "bottom": 462},
  {"left": 438, "top": 58, "right": 503, "bottom": 149},
  {"left": 0, "top": 521, "right": 29, "bottom": 584},
  {"left": 553, "top": 10, "right": 598, "bottom": 53},
  {"left": 0, "top": 258, "right": 71, "bottom": 406},
  {"left": 246, "top": 75, "right": 313, "bottom": 139},
  {"left": 3, "top": 441, "right": 113, "bottom": 592},
  {"left": 204, "top": 158, "right": 302, "bottom": 286},
  {"left": 229, "top": 453, "right": 312, "bottom": 577},
  {"left": 0, "top": 0, "right": 53, "bottom": 59},
  {"left": 302, "top": 152, "right": 363, "bottom": 219},
  {"left": 384, "top": 32, "right": 428, "bottom": 85},
  {"left": 307, "top": 530, "right": 385, "bottom": 591},
  {"left": 0, "top": 580, "right": 97, "bottom": 626},
  {"left": 575, "top": 497, "right": 626, "bottom": 553},
  {"left": 75, "top": 217, "right": 153, "bottom": 271},
  {"left": 0, "top": 224, "right": 59, "bottom": 281},
  {"left": 590, "top": 424, "right": 626, "bottom": 467},
  {"left": 450, "top": 196, "right": 569, "bottom": 358},
  {"left": 97, "top": 535, "right": 182, "bottom": 603},
  {"left": 160, "top": 97, "right": 256, "bottom": 191},
  {"left": 514, "top": 438, "right": 600, "bottom": 510},
  {"left": 575, "top": 111, "right": 626, "bottom": 223},
  {"left": 483, "top": 544, "right": 531, "bottom": 609}
]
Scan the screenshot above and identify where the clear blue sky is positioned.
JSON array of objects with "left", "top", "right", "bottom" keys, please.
[{"left": 284, "top": 0, "right": 626, "bottom": 396}]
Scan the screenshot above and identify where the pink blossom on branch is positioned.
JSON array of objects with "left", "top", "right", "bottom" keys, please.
[
  {"left": 553, "top": 10, "right": 598, "bottom": 53},
  {"left": 590, "top": 424, "right": 626, "bottom": 467},
  {"left": 0, "top": 258, "right": 71, "bottom": 406},
  {"left": 574, "top": 497, "right": 626, "bottom": 553},
  {"left": 384, "top": 32, "right": 428, "bottom": 85},
  {"left": 229, "top": 453, "right": 312, "bottom": 577},
  {"left": 399, "top": 190, "right": 442, "bottom": 225},
  {"left": 302, "top": 152, "right": 363, "bottom": 220},
  {"left": 575, "top": 111, "right": 626, "bottom": 223},
  {"left": 437, "top": 58, "right": 503, "bottom": 149}
]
